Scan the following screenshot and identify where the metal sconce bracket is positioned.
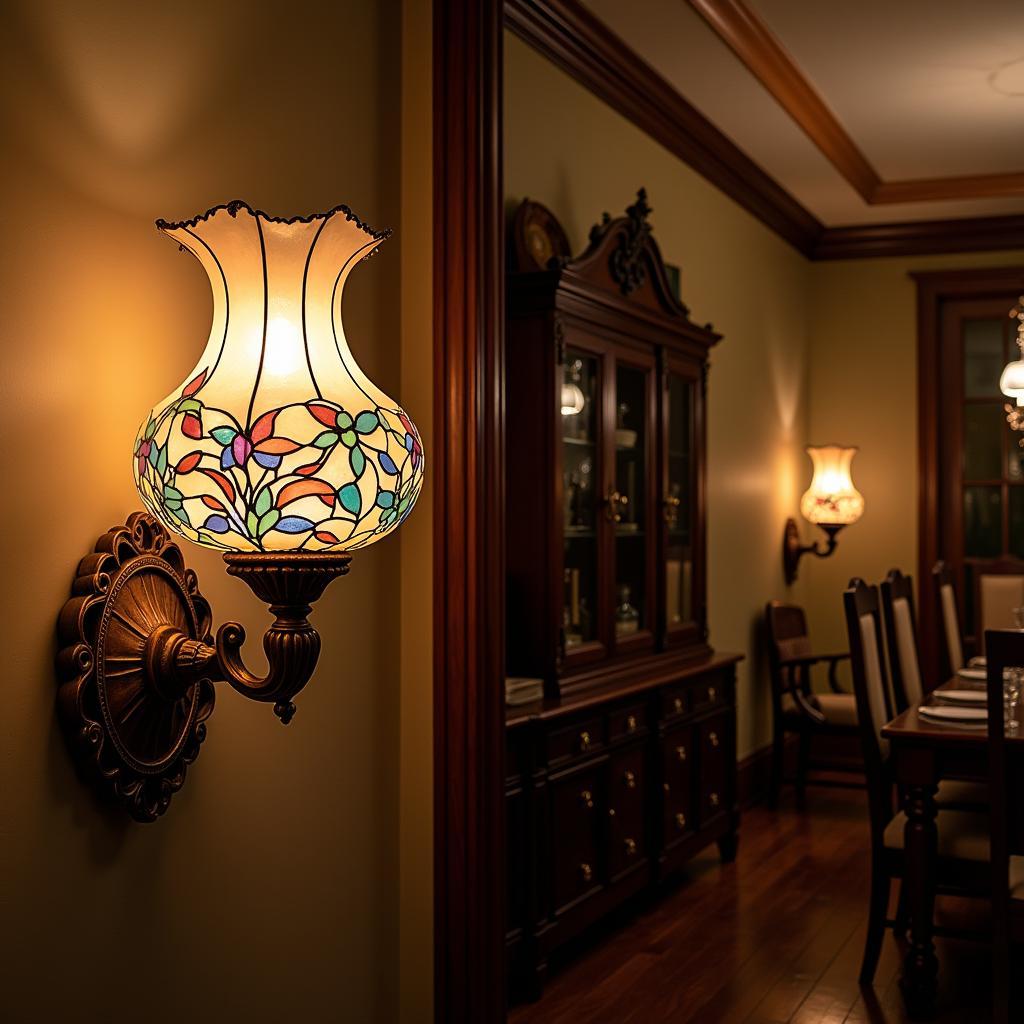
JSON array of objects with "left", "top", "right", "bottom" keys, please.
[
  {"left": 782, "top": 518, "right": 844, "bottom": 585},
  {"left": 56, "top": 512, "right": 350, "bottom": 822}
]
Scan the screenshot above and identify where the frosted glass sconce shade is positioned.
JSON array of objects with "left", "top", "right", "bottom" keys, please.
[
  {"left": 783, "top": 444, "right": 863, "bottom": 583},
  {"left": 134, "top": 201, "right": 423, "bottom": 553},
  {"left": 799, "top": 445, "right": 864, "bottom": 526}
]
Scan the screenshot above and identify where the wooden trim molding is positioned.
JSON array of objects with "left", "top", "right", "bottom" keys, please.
[
  {"left": 506, "top": 0, "right": 1024, "bottom": 261},
  {"left": 433, "top": 1, "right": 507, "bottom": 1021},
  {"left": 504, "top": 0, "right": 822, "bottom": 256},
  {"left": 814, "top": 214, "right": 1024, "bottom": 261},
  {"left": 687, "top": 0, "right": 1024, "bottom": 206},
  {"left": 914, "top": 266, "right": 1024, "bottom": 687}
]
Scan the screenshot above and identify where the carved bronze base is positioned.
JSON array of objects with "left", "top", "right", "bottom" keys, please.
[
  {"left": 782, "top": 519, "right": 844, "bottom": 584},
  {"left": 57, "top": 512, "right": 351, "bottom": 821},
  {"left": 57, "top": 513, "right": 216, "bottom": 822}
]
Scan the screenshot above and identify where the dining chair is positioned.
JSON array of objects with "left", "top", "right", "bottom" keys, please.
[
  {"left": 984, "top": 629, "right": 1024, "bottom": 1024},
  {"left": 975, "top": 558, "right": 1024, "bottom": 653},
  {"left": 882, "top": 569, "right": 987, "bottom": 810},
  {"left": 764, "top": 601, "right": 858, "bottom": 807},
  {"left": 933, "top": 561, "right": 965, "bottom": 679},
  {"left": 843, "top": 578, "right": 993, "bottom": 986}
]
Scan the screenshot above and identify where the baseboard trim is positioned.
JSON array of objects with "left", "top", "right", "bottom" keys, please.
[{"left": 738, "top": 736, "right": 864, "bottom": 809}]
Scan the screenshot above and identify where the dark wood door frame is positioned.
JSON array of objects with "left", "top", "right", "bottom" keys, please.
[
  {"left": 914, "top": 266, "right": 1024, "bottom": 687},
  {"left": 433, "top": 2, "right": 506, "bottom": 1022}
]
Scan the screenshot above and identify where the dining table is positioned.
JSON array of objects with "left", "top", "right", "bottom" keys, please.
[{"left": 881, "top": 672, "right": 1021, "bottom": 1017}]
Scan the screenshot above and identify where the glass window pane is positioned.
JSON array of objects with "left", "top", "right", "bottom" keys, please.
[
  {"left": 563, "top": 542, "right": 597, "bottom": 648},
  {"left": 614, "top": 364, "right": 647, "bottom": 634},
  {"left": 963, "top": 318, "right": 1005, "bottom": 398},
  {"left": 963, "top": 403, "right": 1002, "bottom": 480},
  {"left": 1011, "top": 489, "right": 1024, "bottom": 560},
  {"left": 1008, "top": 419, "right": 1024, "bottom": 481},
  {"left": 963, "top": 485, "right": 1002, "bottom": 558},
  {"left": 667, "top": 373, "right": 693, "bottom": 626}
]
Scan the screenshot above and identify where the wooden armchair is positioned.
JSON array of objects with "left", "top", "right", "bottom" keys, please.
[
  {"left": 984, "top": 629, "right": 1024, "bottom": 1023},
  {"left": 764, "top": 601, "right": 858, "bottom": 807}
]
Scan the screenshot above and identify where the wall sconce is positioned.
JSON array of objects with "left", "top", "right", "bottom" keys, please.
[
  {"left": 56, "top": 201, "right": 423, "bottom": 821},
  {"left": 1000, "top": 296, "right": 1024, "bottom": 435},
  {"left": 783, "top": 444, "right": 863, "bottom": 584}
]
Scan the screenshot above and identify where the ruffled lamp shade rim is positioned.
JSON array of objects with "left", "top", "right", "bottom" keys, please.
[{"left": 155, "top": 199, "right": 392, "bottom": 242}]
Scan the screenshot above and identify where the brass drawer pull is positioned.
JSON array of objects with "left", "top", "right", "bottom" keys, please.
[
  {"left": 673, "top": 697, "right": 683, "bottom": 713},
  {"left": 624, "top": 769, "right": 636, "bottom": 789},
  {"left": 580, "top": 862, "right": 593, "bottom": 883},
  {"left": 675, "top": 811, "right": 686, "bottom": 830},
  {"left": 710, "top": 792, "right": 720, "bottom": 807},
  {"left": 626, "top": 714, "right": 637, "bottom": 733},
  {"left": 710, "top": 731, "right": 719, "bottom": 748},
  {"left": 608, "top": 807, "right": 616, "bottom": 817},
  {"left": 676, "top": 745, "right": 686, "bottom": 762},
  {"left": 624, "top": 837, "right": 637, "bottom": 856},
  {"left": 579, "top": 730, "right": 591, "bottom": 752},
  {"left": 663, "top": 782, "right": 670, "bottom": 793},
  {"left": 580, "top": 789, "right": 594, "bottom": 809},
  {"left": 708, "top": 686, "right": 717, "bottom": 702}
]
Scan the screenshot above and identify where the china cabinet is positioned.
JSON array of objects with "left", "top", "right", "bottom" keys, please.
[{"left": 504, "top": 192, "right": 740, "bottom": 998}]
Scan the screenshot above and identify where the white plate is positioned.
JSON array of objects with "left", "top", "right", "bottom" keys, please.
[
  {"left": 918, "top": 704, "right": 987, "bottom": 722},
  {"left": 956, "top": 667, "right": 987, "bottom": 681},
  {"left": 968, "top": 657, "right": 987, "bottom": 668},
  {"left": 937, "top": 689, "right": 987, "bottom": 704}
]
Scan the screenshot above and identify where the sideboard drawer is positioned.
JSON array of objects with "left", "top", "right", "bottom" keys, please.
[
  {"left": 547, "top": 717, "right": 604, "bottom": 764},
  {"left": 691, "top": 674, "right": 726, "bottom": 712},
  {"left": 661, "top": 685, "right": 689, "bottom": 721},
  {"left": 661, "top": 726, "right": 694, "bottom": 841},
  {"left": 698, "top": 714, "right": 728, "bottom": 823},
  {"left": 608, "top": 703, "right": 646, "bottom": 743},
  {"left": 549, "top": 764, "right": 603, "bottom": 912},
  {"left": 608, "top": 747, "right": 646, "bottom": 876}
]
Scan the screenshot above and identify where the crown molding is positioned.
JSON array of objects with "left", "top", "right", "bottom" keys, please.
[{"left": 505, "top": 0, "right": 1024, "bottom": 261}]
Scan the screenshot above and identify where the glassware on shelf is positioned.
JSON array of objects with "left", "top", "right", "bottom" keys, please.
[
  {"left": 564, "top": 568, "right": 583, "bottom": 649},
  {"left": 1004, "top": 667, "right": 1022, "bottom": 729},
  {"left": 615, "top": 401, "right": 637, "bottom": 448},
  {"left": 614, "top": 584, "right": 640, "bottom": 637},
  {"left": 561, "top": 359, "right": 586, "bottom": 417}
]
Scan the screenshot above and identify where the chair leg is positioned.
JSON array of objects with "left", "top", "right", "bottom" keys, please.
[
  {"left": 769, "top": 726, "right": 785, "bottom": 809},
  {"left": 893, "top": 878, "right": 910, "bottom": 937},
  {"left": 860, "top": 858, "right": 890, "bottom": 986},
  {"left": 796, "top": 728, "right": 811, "bottom": 809}
]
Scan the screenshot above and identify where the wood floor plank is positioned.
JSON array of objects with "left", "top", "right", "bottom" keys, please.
[{"left": 509, "top": 789, "right": 989, "bottom": 1024}]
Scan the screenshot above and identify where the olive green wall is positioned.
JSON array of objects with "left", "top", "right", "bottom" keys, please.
[
  {"left": 0, "top": 2, "right": 420, "bottom": 1020},
  {"left": 505, "top": 32, "right": 814, "bottom": 760},
  {"left": 803, "top": 251, "right": 1024, "bottom": 661}
]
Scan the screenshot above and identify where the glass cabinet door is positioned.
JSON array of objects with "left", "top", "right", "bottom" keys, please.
[
  {"left": 561, "top": 349, "right": 600, "bottom": 653},
  {"left": 665, "top": 369, "right": 695, "bottom": 635},
  {"left": 611, "top": 360, "right": 653, "bottom": 648}
]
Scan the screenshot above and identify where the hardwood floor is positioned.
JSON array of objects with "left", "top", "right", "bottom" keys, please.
[{"left": 509, "top": 788, "right": 993, "bottom": 1023}]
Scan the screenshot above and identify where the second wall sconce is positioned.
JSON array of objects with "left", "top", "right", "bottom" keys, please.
[
  {"left": 57, "top": 201, "right": 423, "bottom": 822},
  {"left": 783, "top": 444, "right": 863, "bottom": 584}
]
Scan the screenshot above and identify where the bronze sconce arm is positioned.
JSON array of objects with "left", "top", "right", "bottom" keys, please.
[
  {"left": 57, "top": 513, "right": 350, "bottom": 822},
  {"left": 782, "top": 519, "right": 845, "bottom": 585}
]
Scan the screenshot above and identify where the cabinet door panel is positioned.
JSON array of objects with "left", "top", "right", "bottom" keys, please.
[
  {"left": 549, "top": 764, "right": 603, "bottom": 912},
  {"left": 661, "top": 726, "right": 694, "bottom": 841},
  {"left": 608, "top": 747, "right": 646, "bottom": 876},
  {"left": 698, "top": 714, "right": 729, "bottom": 823}
]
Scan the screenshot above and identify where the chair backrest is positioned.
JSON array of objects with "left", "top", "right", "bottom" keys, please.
[
  {"left": 985, "top": 630, "right": 1024, "bottom": 972},
  {"left": 933, "top": 561, "right": 964, "bottom": 677},
  {"left": 880, "top": 569, "right": 924, "bottom": 713},
  {"left": 764, "top": 602, "right": 812, "bottom": 704},
  {"left": 977, "top": 559, "right": 1024, "bottom": 650},
  {"left": 844, "top": 578, "right": 895, "bottom": 843}
]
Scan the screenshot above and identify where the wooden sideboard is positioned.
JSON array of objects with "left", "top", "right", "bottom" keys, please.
[{"left": 506, "top": 651, "right": 742, "bottom": 998}]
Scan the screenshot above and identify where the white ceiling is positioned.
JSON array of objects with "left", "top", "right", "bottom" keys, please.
[{"left": 583, "top": 0, "right": 1024, "bottom": 225}]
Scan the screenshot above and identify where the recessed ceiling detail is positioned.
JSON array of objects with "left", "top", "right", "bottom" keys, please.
[{"left": 686, "top": 0, "right": 1024, "bottom": 206}]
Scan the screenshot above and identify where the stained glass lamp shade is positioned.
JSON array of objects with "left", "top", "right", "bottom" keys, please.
[
  {"left": 799, "top": 445, "right": 864, "bottom": 526},
  {"left": 134, "top": 201, "right": 423, "bottom": 552}
]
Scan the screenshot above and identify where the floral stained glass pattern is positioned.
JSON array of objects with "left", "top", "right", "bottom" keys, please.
[{"left": 133, "top": 200, "right": 423, "bottom": 552}]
